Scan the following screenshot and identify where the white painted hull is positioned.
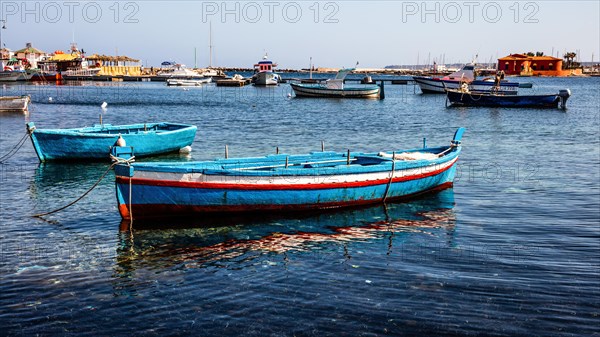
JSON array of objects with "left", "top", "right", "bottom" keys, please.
[
  {"left": 166, "top": 78, "right": 212, "bottom": 86},
  {"left": 0, "top": 71, "right": 22, "bottom": 82},
  {"left": 0, "top": 95, "right": 31, "bottom": 112},
  {"left": 291, "top": 83, "right": 380, "bottom": 99},
  {"left": 413, "top": 77, "right": 518, "bottom": 95},
  {"left": 253, "top": 72, "right": 279, "bottom": 86}
]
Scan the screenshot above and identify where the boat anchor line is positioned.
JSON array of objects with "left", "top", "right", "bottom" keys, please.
[
  {"left": 0, "top": 130, "right": 31, "bottom": 164},
  {"left": 382, "top": 152, "right": 396, "bottom": 203},
  {"left": 32, "top": 155, "right": 136, "bottom": 219}
]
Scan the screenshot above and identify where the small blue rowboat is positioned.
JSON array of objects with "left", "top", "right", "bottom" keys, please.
[
  {"left": 113, "top": 128, "right": 465, "bottom": 220},
  {"left": 26, "top": 122, "right": 197, "bottom": 162},
  {"left": 445, "top": 89, "right": 571, "bottom": 109}
]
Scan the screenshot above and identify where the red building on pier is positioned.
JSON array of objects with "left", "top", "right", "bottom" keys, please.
[{"left": 498, "top": 54, "right": 582, "bottom": 76}]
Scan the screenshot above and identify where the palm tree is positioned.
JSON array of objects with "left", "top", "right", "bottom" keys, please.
[{"left": 563, "top": 52, "right": 577, "bottom": 69}]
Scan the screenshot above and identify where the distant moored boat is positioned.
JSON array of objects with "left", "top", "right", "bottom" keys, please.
[
  {"left": 445, "top": 88, "right": 571, "bottom": 109},
  {"left": 252, "top": 54, "right": 281, "bottom": 86},
  {"left": 291, "top": 68, "right": 383, "bottom": 99},
  {"left": 414, "top": 63, "right": 520, "bottom": 95},
  {"left": 0, "top": 95, "right": 31, "bottom": 112}
]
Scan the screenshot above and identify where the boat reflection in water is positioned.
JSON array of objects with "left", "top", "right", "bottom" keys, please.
[
  {"left": 29, "top": 162, "right": 113, "bottom": 210},
  {"left": 115, "top": 189, "right": 456, "bottom": 273}
]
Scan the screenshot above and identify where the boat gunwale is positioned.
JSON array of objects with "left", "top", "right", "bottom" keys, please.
[
  {"left": 290, "top": 82, "right": 380, "bottom": 92},
  {"left": 121, "top": 146, "right": 460, "bottom": 176},
  {"left": 30, "top": 122, "right": 197, "bottom": 137},
  {"left": 445, "top": 89, "right": 558, "bottom": 100},
  {"left": 413, "top": 76, "right": 520, "bottom": 87},
  {"left": 445, "top": 89, "right": 561, "bottom": 107}
]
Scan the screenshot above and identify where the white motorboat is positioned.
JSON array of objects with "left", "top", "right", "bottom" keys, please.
[
  {"left": 413, "top": 64, "right": 520, "bottom": 95},
  {"left": 0, "top": 70, "right": 25, "bottom": 82},
  {"left": 252, "top": 54, "right": 280, "bottom": 86},
  {"left": 166, "top": 77, "right": 212, "bottom": 86}
]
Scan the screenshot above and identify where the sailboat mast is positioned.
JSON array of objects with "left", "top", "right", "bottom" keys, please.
[{"left": 209, "top": 22, "right": 213, "bottom": 67}]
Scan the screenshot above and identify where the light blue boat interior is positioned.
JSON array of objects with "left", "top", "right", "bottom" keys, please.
[{"left": 118, "top": 146, "right": 455, "bottom": 176}]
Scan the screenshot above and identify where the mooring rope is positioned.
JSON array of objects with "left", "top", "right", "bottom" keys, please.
[
  {"left": 33, "top": 155, "right": 135, "bottom": 218},
  {"left": 32, "top": 162, "right": 117, "bottom": 218},
  {"left": 0, "top": 131, "right": 30, "bottom": 164},
  {"left": 128, "top": 176, "right": 133, "bottom": 229},
  {"left": 382, "top": 153, "right": 396, "bottom": 203}
]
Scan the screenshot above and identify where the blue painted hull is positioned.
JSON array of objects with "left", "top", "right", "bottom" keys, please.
[
  {"left": 446, "top": 90, "right": 563, "bottom": 108},
  {"left": 27, "top": 122, "right": 197, "bottom": 162},
  {"left": 114, "top": 129, "right": 465, "bottom": 220}
]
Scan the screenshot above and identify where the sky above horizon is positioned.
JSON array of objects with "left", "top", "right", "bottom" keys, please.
[{"left": 1, "top": 1, "right": 599, "bottom": 68}]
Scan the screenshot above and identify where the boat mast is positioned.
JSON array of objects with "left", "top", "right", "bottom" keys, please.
[
  {"left": 309, "top": 56, "right": 312, "bottom": 79},
  {"left": 209, "top": 22, "right": 213, "bottom": 68}
]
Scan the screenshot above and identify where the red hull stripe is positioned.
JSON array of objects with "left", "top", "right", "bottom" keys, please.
[
  {"left": 119, "top": 182, "right": 454, "bottom": 220},
  {"left": 116, "top": 160, "right": 456, "bottom": 191}
]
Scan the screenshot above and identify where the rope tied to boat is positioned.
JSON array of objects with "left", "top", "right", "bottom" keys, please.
[
  {"left": 436, "top": 141, "right": 461, "bottom": 157},
  {"left": 32, "top": 162, "right": 119, "bottom": 218},
  {"left": 382, "top": 152, "right": 396, "bottom": 203},
  {"left": 0, "top": 131, "right": 31, "bottom": 164},
  {"left": 109, "top": 153, "right": 136, "bottom": 165}
]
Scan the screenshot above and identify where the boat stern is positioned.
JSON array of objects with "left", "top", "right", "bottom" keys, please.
[
  {"left": 558, "top": 89, "right": 571, "bottom": 109},
  {"left": 112, "top": 146, "right": 136, "bottom": 220}
]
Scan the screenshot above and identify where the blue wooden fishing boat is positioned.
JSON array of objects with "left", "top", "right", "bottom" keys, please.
[
  {"left": 112, "top": 128, "right": 464, "bottom": 220},
  {"left": 445, "top": 89, "right": 571, "bottom": 109},
  {"left": 290, "top": 68, "right": 384, "bottom": 99},
  {"left": 26, "top": 122, "right": 197, "bottom": 162}
]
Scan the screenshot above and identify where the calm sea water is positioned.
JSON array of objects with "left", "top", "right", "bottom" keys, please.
[{"left": 1, "top": 76, "right": 599, "bottom": 336}]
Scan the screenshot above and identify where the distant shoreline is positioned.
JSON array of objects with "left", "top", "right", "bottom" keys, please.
[{"left": 203, "top": 67, "right": 599, "bottom": 77}]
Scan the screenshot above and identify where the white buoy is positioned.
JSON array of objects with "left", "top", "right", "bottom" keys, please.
[
  {"left": 48, "top": 97, "right": 53, "bottom": 102},
  {"left": 179, "top": 146, "right": 192, "bottom": 154},
  {"left": 115, "top": 134, "right": 126, "bottom": 147},
  {"left": 101, "top": 102, "right": 108, "bottom": 111},
  {"left": 287, "top": 93, "right": 292, "bottom": 98}
]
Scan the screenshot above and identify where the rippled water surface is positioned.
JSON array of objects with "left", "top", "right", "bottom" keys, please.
[{"left": 1, "top": 77, "right": 599, "bottom": 336}]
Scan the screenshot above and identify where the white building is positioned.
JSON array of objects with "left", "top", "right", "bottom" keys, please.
[{"left": 14, "top": 42, "right": 48, "bottom": 69}]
